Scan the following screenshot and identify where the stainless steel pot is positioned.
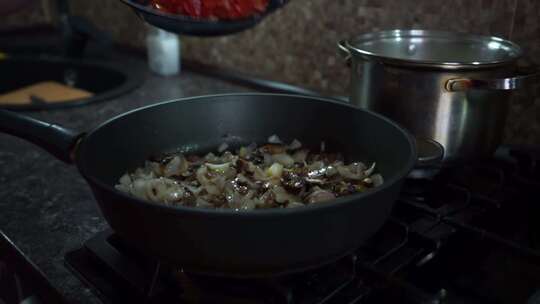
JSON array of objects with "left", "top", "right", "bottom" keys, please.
[{"left": 339, "top": 30, "right": 538, "bottom": 164}]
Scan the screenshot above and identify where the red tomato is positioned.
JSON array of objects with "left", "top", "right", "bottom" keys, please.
[{"left": 150, "top": 0, "right": 270, "bottom": 19}]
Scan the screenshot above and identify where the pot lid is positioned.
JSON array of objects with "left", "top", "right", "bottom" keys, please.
[{"left": 342, "top": 30, "right": 522, "bottom": 69}]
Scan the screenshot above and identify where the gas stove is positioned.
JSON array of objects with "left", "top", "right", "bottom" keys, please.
[{"left": 2, "top": 145, "right": 540, "bottom": 304}]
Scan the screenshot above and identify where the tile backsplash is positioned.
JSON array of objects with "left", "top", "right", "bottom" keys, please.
[{"left": 1, "top": 0, "right": 539, "bottom": 145}]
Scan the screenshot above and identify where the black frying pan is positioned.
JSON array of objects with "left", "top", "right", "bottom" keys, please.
[{"left": 0, "top": 94, "right": 416, "bottom": 277}]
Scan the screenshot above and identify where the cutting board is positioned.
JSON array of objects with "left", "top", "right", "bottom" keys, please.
[{"left": 0, "top": 81, "right": 94, "bottom": 105}]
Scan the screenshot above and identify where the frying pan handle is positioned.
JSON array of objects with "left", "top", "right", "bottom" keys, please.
[{"left": 0, "top": 109, "right": 83, "bottom": 163}]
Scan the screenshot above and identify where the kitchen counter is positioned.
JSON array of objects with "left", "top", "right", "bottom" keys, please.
[{"left": 0, "top": 70, "right": 253, "bottom": 303}]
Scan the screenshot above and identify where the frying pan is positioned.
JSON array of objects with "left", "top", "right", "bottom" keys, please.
[
  {"left": 119, "top": 0, "right": 289, "bottom": 36},
  {"left": 0, "top": 93, "right": 416, "bottom": 277}
]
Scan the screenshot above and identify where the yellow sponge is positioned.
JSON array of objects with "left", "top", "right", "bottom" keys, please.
[{"left": 0, "top": 81, "right": 94, "bottom": 105}]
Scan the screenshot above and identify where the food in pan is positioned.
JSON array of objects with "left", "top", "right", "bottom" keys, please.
[
  {"left": 116, "top": 135, "right": 384, "bottom": 210},
  {"left": 148, "top": 0, "right": 270, "bottom": 20}
]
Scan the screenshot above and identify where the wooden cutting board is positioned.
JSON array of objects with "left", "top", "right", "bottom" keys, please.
[{"left": 0, "top": 81, "right": 94, "bottom": 105}]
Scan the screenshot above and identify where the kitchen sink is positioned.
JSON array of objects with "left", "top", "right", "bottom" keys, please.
[{"left": 0, "top": 54, "right": 145, "bottom": 110}]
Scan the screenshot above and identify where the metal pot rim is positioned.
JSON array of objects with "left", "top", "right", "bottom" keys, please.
[{"left": 343, "top": 29, "right": 523, "bottom": 69}]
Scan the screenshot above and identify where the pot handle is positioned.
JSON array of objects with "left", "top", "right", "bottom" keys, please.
[
  {"left": 337, "top": 40, "right": 352, "bottom": 66},
  {"left": 0, "top": 109, "right": 83, "bottom": 163},
  {"left": 408, "top": 138, "right": 445, "bottom": 179},
  {"left": 445, "top": 66, "right": 540, "bottom": 92},
  {"left": 415, "top": 138, "right": 444, "bottom": 167}
]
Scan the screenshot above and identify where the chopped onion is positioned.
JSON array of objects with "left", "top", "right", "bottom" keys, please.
[
  {"left": 239, "top": 147, "right": 249, "bottom": 158},
  {"left": 307, "top": 167, "right": 325, "bottom": 178},
  {"left": 272, "top": 153, "right": 295, "bottom": 167},
  {"left": 220, "top": 151, "right": 237, "bottom": 163},
  {"left": 185, "top": 184, "right": 203, "bottom": 194},
  {"left": 307, "top": 189, "right": 335, "bottom": 203},
  {"left": 325, "top": 165, "right": 337, "bottom": 177},
  {"left": 163, "top": 155, "right": 188, "bottom": 177},
  {"left": 204, "top": 184, "right": 221, "bottom": 195},
  {"left": 195, "top": 198, "right": 213, "bottom": 208},
  {"left": 119, "top": 173, "right": 132, "bottom": 186},
  {"left": 273, "top": 185, "right": 299, "bottom": 203},
  {"left": 260, "top": 144, "right": 286, "bottom": 154},
  {"left": 212, "top": 175, "right": 227, "bottom": 191},
  {"left": 364, "top": 162, "right": 376, "bottom": 176},
  {"left": 239, "top": 142, "right": 257, "bottom": 158},
  {"left": 268, "top": 134, "right": 283, "bottom": 144},
  {"left": 292, "top": 149, "right": 308, "bottom": 163},
  {"left": 145, "top": 178, "right": 182, "bottom": 203},
  {"left": 204, "top": 152, "right": 219, "bottom": 163},
  {"left": 244, "top": 190, "right": 256, "bottom": 200},
  {"left": 236, "top": 173, "right": 258, "bottom": 189},
  {"left": 307, "top": 161, "right": 324, "bottom": 171},
  {"left": 206, "top": 162, "right": 231, "bottom": 174},
  {"left": 288, "top": 139, "right": 302, "bottom": 150},
  {"left": 218, "top": 142, "right": 229, "bottom": 153},
  {"left": 114, "top": 184, "right": 129, "bottom": 193},
  {"left": 263, "top": 153, "right": 273, "bottom": 165},
  {"left": 131, "top": 179, "right": 148, "bottom": 198},
  {"left": 337, "top": 163, "right": 366, "bottom": 180},
  {"left": 252, "top": 165, "right": 270, "bottom": 181},
  {"left": 305, "top": 178, "right": 325, "bottom": 185},
  {"left": 147, "top": 161, "right": 162, "bottom": 176},
  {"left": 196, "top": 166, "right": 210, "bottom": 185},
  {"left": 266, "top": 162, "right": 284, "bottom": 178},
  {"left": 371, "top": 174, "right": 384, "bottom": 187},
  {"left": 117, "top": 136, "right": 384, "bottom": 210},
  {"left": 287, "top": 202, "right": 305, "bottom": 208},
  {"left": 240, "top": 199, "right": 256, "bottom": 210},
  {"left": 353, "top": 162, "right": 367, "bottom": 171}
]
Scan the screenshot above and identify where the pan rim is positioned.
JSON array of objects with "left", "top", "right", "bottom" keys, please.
[{"left": 76, "top": 93, "right": 417, "bottom": 217}]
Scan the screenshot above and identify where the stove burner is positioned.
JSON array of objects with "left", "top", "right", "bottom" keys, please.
[
  {"left": 68, "top": 230, "right": 350, "bottom": 303},
  {"left": 66, "top": 220, "right": 443, "bottom": 304},
  {"left": 64, "top": 145, "right": 540, "bottom": 304}
]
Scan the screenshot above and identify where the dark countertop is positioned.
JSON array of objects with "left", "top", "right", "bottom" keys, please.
[{"left": 0, "top": 70, "right": 253, "bottom": 303}]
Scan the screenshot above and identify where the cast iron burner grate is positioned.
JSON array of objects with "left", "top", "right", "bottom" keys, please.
[
  {"left": 65, "top": 220, "right": 439, "bottom": 304},
  {"left": 65, "top": 146, "right": 540, "bottom": 304}
]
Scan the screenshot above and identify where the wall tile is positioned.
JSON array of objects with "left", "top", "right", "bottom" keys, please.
[
  {"left": 179, "top": 0, "right": 517, "bottom": 95},
  {"left": 68, "top": 0, "right": 147, "bottom": 48}
]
